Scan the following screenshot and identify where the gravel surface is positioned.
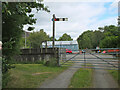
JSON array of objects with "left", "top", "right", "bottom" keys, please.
[
  {"left": 90, "top": 53, "right": 119, "bottom": 88},
  {"left": 40, "top": 53, "right": 119, "bottom": 88},
  {"left": 40, "top": 63, "right": 81, "bottom": 88},
  {"left": 93, "top": 69, "right": 118, "bottom": 88}
]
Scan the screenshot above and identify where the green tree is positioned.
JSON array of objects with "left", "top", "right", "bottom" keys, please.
[
  {"left": 28, "top": 29, "right": 50, "bottom": 48},
  {"left": 58, "top": 33, "right": 73, "bottom": 41},
  {"left": 92, "top": 30, "right": 104, "bottom": 48},
  {"left": 100, "top": 36, "right": 118, "bottom": 48},
  {"left": 2, "top": 2, "right": 50, "bottom": 87},
  {"left": 49, "top": 36, "right": 57, "bottom": 41},
  {"left": 19, "top": 37, "right": 31, "bottom": 48},
  {"left": 99, "top": 25, "right": 119, "bottom": 48},
  {"left": 77, "top": 30, "right": 94, "bottom": 49},
  {"left": 118, "top": 16, "right": 120, "bottom": 47},
  {"left": 77, "top": 25, "right": 119, "bottom": 49}
]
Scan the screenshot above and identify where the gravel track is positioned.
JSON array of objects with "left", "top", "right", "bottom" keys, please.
[
  {"left": 40, "top": 63, "right": 81, "bottom": 88},
  {"left": 40, "top": 53, "right": 119, "bottom": 88}
]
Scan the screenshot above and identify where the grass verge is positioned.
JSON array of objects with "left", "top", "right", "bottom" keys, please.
[
  {"left": 69, "top": 68, "right": 93, "bottom": 88},
  {"left": 107, "top": 70, "right": 118, "bottom": 82},
  {"left": 5, "top": 64, "right": 70, "bottom": 88},
  {"left": 107, "top": 70, "right": 120, "bottom": 87}
]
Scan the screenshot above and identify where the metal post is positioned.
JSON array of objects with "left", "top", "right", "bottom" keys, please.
[
  {"left": 45, "top": 41, "right": 47, "bottom": 53},
  {"left": 53, "top": 14, "right": 55, "bottom": 48},
  {"left": 0, "top": 2, "right": 2, "bottom": 89},
  {"left": 25, "top": 31, "right": 26, "bottom": 48},
  {"left": 84, "top": 52, "right": 86, "bottom": 68}
]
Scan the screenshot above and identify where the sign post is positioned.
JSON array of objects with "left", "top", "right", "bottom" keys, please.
[
  {"left": 53, "top": 14, "right": 55, "bottom": 48},
  {"left": 52, "top": 14, "right": 68, "bottom": 48}
]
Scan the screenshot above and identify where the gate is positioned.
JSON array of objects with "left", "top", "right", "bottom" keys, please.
[{"left": 59, "top": 48, "right": 120, "bottom": 70}]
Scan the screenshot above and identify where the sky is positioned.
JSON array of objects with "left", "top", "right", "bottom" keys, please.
[{"left": 24, "top": 0, "right": 119, "bottom": 40}]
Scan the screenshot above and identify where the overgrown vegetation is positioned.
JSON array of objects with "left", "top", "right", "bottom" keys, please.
[
  {"left": 44, "top": 58, "right": 58, "bottom": 67},
  {"left": 4, "top": 64, "right": 69, "bottom": 88}
]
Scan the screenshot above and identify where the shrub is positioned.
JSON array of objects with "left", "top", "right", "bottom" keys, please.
[{"left": 44, "top": 58, "right": 58, "bottom": 67}]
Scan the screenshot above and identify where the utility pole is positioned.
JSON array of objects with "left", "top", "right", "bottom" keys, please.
[
  {"left": 53, "top": 14, "right": 55, "bottom": 48},
  {"left": 25, "top": 31, "right": 26, "bottom": 48}
]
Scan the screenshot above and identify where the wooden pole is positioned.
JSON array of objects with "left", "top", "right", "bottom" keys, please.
[{"left": 53, "top": 14, "right": 55, "bottom": 48}]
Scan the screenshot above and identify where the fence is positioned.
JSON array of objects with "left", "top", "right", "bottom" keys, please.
[{"left": 14, "top": 48, "right": 66, "bottom": 65}]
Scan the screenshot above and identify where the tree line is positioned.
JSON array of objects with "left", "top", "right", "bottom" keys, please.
[
  {"left": 77, "top": 25, "right": 120, "bottom": 49},
  {"left": 22, "top": 25, "right": 120, "bottom": 49},
  {"left": 20, "top": 31, "right": 73, "bottom": 48}
]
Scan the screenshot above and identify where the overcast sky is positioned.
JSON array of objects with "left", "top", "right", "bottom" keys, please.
[{"left": 24, "top": 0, "right": 118, "bottom": 40}]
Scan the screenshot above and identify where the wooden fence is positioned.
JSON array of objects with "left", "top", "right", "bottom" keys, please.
[{"left": 14, "top": 48, "right": 66, "bottom": 65}]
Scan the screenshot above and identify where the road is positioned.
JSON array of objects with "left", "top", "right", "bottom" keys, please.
[{"left": 40, "top": 53, "right": 118, "bottom": 88}]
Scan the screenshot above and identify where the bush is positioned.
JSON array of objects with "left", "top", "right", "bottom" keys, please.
[
  {"left": 44, "top": 58, "right": 58, "bottom": 67},
  {"left": 2, "top": 72, "right": 10, "bottom": 88}
]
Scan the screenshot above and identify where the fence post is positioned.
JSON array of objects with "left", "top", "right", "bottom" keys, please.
[
  {"left": 84, "top": 52, "right": 86, "bottom": 68},
  {"left": 45, "top": 41, "right": 47, "bottom": 53},
  {"left": 41, "top": 45, "right": 42, "bottom": 53},
  {"left": 57, "top": 48, "right": 60, "bottom": 66}
]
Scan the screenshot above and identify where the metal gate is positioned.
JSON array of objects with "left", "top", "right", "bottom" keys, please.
[{"left": 59, "top": 48, "right": 120, "bottom": 70}]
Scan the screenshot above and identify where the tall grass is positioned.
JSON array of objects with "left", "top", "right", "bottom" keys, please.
[{"left": 5, "top": 64, "right": 69, "bottom": 88}]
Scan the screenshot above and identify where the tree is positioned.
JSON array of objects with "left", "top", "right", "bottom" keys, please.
[
  {"left": 49, "top": 36, "right": 57, "bottom": 41},
  {"left": 118, "top": 16, "right": 120, "bottom": 47},
  {"left": 58, "top": 33, "right": 73, "bottom": 41},
  {"left": 99, "top": 25, "right": 119, "bottom": 48},
  {"left": 2, "top": 2, "right": 50, "bottom": 87},
  {"left": 100, "top": 36, "right": 118, "bottom": 48},
  {"left": 92, "top": 30, "right": 104, "bottom": 48},
  {"left": 77, "top": 30, "right": 94, "bottom": 49},
  {"left": 28, "top": 29, "right": 50, "bottom": 48},
  {"left": 77, "top": 25, "right": 119, "bottom": 49}
]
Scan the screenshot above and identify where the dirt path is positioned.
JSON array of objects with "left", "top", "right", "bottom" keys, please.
[
  {"left": 40, "top": 54, "right": 119, "bottom": 88},
  {"left": 40, "top": 63, "right": 81, "bottom": 88},
  {"left": 91, "top": 53, "right": 119, "bottom": 88},
  {"left": 93, "top": 69, "right": 118, "bottom": 88}
]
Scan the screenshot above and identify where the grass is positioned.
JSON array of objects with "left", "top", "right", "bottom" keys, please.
[
  {"left": 107, "top": 70, "right": 120, "bottom": 87},
  {"left": 69, "top": 68, "right": 93, "bottom": 88},
  {"left": 60, "top": 60, "right": 74, "bottom": 67},
  {"left": 107, "top": 70, "right": 118, "bottom": 82},
  {"left": 5, "top": 64, "right": 70, "bottom": 88}
]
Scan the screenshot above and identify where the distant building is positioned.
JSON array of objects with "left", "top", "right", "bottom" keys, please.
[{"left": 42, "top": 41, "right": 79, "bottom": 52}]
